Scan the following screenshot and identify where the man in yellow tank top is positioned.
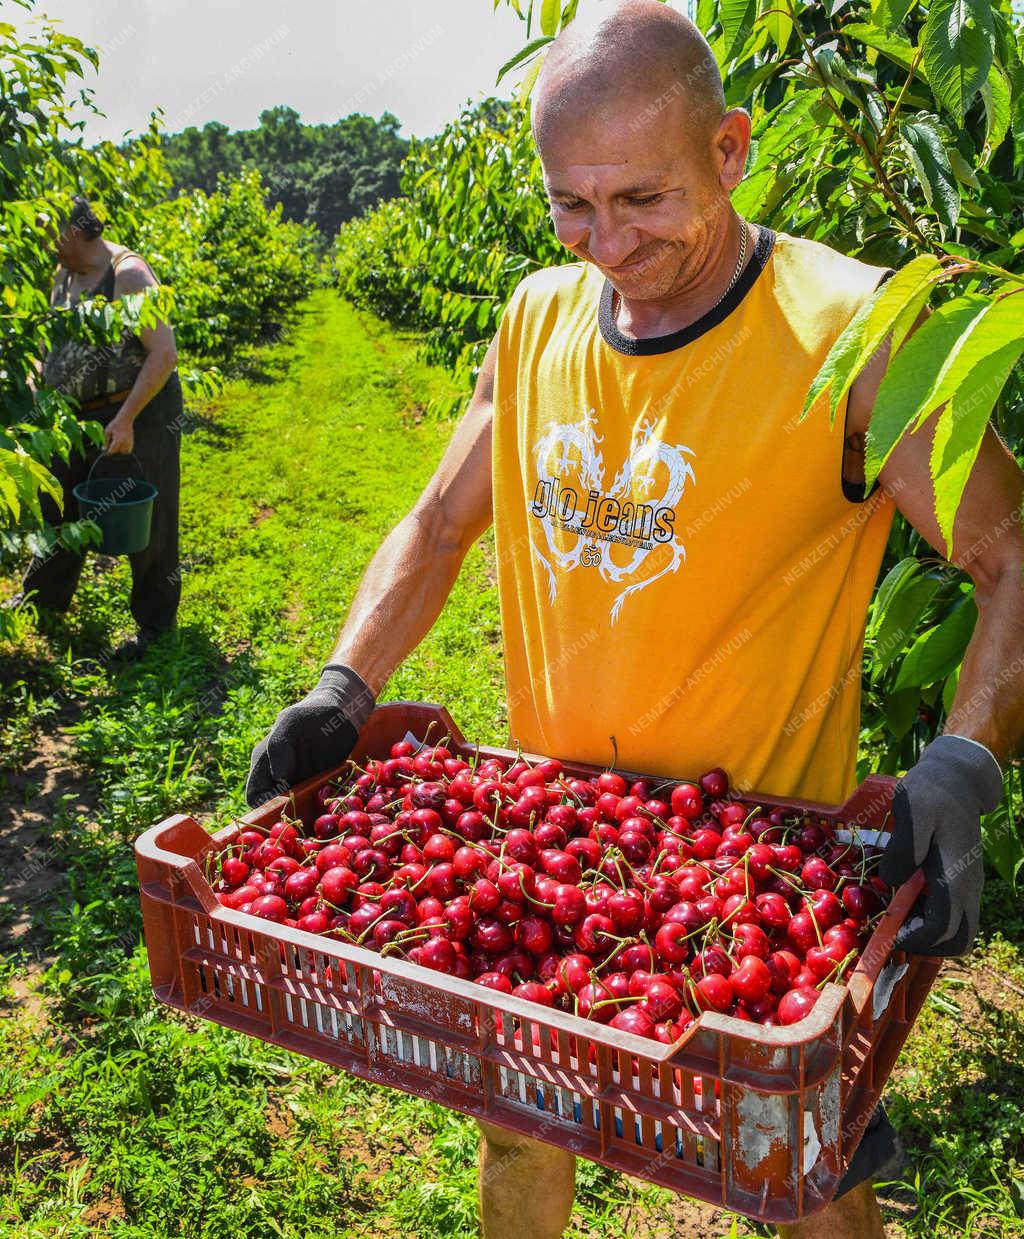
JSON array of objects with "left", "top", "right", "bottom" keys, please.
[{"left": 248, "top": 2, "right": 1024, "bottom": 1235}]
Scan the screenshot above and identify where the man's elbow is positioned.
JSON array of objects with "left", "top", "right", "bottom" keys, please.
[
  {"left": 965, "top": 543, "right": 1024, "bottom": 608},
  {"left": 408, "top": 493, "right": 475, "bottom": 563}
]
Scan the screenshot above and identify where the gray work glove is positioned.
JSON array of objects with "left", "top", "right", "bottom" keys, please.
[
  {"left": 245, "top": 664, "right": 375, "bottom": 808},
  {"left": 879, "top": 734, "right": 1003, "bottom": 956}
]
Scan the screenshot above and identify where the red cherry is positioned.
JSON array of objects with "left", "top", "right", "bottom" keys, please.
[
  {"left": 807, "top": 889, "right": 844, "bottom": 930},
  {"left": 516, "top": 916, "right": 554, "bottom": 957},
  {"left": 643, "top": 979, "right": 683, "bottom": 1021},
  {"left": 655, "top": 922, "right": 691, "bottom": 964},
  {"left": 609, "top": 1005, "right": 656, "bottom": 1038},
  {"left": 418, "top": 937, "right": 457, "bottom": 973},
  {"left": 671, "top": 782, "right": 703, "bottom": 819},
  {"left": 802, "top": 857, "right": 838, "bottom": 891},
  {"left": 221, "top": 857, "right": 250, "bottom": 887},
  {"left": 786, "top": 909, "right": 821, "bottom": 953},
  {"left": 699, "top": 768, "right": 729, "bottom": 799},
  {"left": 513, "top": 981, "right": 553, "bottom": 1007},
  {"left": 550, "top": 884, "right": 587, "bottom": 925},
  {"left": 565, "top": 836, "right": 601, "bottom": 870},
  {"left": 469, "top": 878, "right": 500, "bottom": 914},
  {"left": 607, "top": 890, "right": 645, "bottom": 934},
  {"left": 540, "top": 849, "right": 582, "bottom": 885},
  {"left": 731, "top": 956, "right": 772, "bottom": 1004},
  {"left": 249, "top": 894, "right": 288, "bottom": 922},
  {"left": 596, "top": 771, "right": 628, "bottom": 797},
  {"left": 694, "top": 973, "right": 733, "bottom": 1012},
  {"left": 777, "top": 986, "right": 821, "bottom": 1025},
  {"left": 755, "top": 891, "right": 791, "bottom": 930},
  {"left": 574, "top": 914, "right": 617, "bottom": 955}
]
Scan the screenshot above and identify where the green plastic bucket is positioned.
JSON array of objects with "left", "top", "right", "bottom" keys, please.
[{"left": 73, "top": 452, "right": 158, "bottom": 556}]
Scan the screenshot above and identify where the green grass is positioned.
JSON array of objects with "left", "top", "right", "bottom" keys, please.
[{"left": 0, "top": 290, "right": 1022, "bottom": 1238}]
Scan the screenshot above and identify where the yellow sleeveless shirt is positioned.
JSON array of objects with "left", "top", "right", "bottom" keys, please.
[{"left": 491, "top": 227, "right": 896, "bottom": 805}]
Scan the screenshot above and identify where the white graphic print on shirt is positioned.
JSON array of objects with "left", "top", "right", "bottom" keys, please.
[{"left": 528, "top": 408, "right": 696, "bottom": 622}]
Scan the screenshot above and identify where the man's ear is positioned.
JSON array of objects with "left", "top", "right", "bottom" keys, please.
[{"left": 715, "top": 107, "right": 751, "bottom": 191}]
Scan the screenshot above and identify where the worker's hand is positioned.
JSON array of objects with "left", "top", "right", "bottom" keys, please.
[
  {"left": 879, "top": 734, "right": 1003, "bottom": 956},
  {"left": 245, "top": 664, "right": 376, "bottom": 808},
  {"left": 103, "top": 411, "right": 135, "bottom": 454}
]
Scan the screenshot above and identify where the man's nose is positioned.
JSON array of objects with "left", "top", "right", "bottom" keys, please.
[{"left": 585, "top": 216, "right": 639, "bottom": 269}]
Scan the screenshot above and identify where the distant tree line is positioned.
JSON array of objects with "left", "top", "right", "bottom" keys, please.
[{"left": 154, "top": 106, "right": 409, "bottom": 238}]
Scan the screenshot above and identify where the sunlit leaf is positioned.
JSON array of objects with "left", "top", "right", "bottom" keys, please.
[
  {"left": 922, "top": 0, "right": 995, "bottom": 120},
  {"left": 893, "top": 596, "right": 977, "bottom": 690}
]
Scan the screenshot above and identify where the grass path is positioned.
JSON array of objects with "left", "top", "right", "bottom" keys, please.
[{"left": 1, "top": 291, "right": 1022, "bottom": 1237}]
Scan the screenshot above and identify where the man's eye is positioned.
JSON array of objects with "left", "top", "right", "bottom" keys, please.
[
  {"left": 628, "top": 194, "right": 664, "bottom": 207},
  {"left": 552, "top": 199, "right": 585, "bottom": 211}
]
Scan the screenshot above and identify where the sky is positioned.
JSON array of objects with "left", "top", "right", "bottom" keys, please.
[
  {"left": 25, "top": 0, "right": 694, "bottom": 144},
  {"left": 20, "top": 0, "right": 537, "bottom": 143}
]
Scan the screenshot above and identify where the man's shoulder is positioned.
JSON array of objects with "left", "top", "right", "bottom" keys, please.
[
  {"left": 111, "top": 248, "right": 158, "bottom": 293},
  {"left": 509, "top": 260, "right": 596, "bottom": 311},
  {"left": 772, "top": 231, "right": 894, "bottom": 298}
]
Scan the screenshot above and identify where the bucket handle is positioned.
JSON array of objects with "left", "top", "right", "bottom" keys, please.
[{"left": 87, "top": 450, "right": 146, "bottom": 482}]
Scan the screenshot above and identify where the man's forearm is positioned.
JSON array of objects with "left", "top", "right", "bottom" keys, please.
[
  {"left": 944, "top": 563, "right": 1024, "bottom": 767},
  {"left": 117, "top": 347, "right": 176, "bottom": 424},
  {"left": 328, "top": 501, "right": 469, "bottom": 695}
]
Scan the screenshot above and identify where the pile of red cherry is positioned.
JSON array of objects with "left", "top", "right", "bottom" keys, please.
[{"left": 212, "top": 738, "right": 891, "bottom": 1043}]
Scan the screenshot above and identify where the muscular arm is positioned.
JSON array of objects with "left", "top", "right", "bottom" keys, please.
[
  {"left": 848, "top": 312, "right": 1024, "bottom": 767},
  {"left": 328, "top": 336, "right": 498, "bottom": 695},
  {"left": 111, "top": 256, "right": 178, "bottom": 426}
]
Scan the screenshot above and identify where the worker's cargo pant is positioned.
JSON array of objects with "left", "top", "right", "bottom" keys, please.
[{"left": 21, "top": 370, "right": 184, "bottom": 635}]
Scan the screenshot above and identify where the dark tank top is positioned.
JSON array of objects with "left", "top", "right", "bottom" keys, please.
[{"left": 42, "top": 250, "right": 152, "bottom": 402}]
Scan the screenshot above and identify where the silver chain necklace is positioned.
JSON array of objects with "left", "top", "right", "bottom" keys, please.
[{"left": 611, "top": 217, "right": 751, "bottom": 326}]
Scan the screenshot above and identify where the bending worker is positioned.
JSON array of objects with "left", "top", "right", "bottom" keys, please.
[{"left": 17, "top": 195, "right": 182, "bottom": 662}]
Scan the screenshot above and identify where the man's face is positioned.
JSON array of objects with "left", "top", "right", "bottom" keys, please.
[
  {"left": 536, "top": 90, "right": 749, "bottom": 301},
  {"left": 55, "top": 223, "right": 83, "bottom": 269}
]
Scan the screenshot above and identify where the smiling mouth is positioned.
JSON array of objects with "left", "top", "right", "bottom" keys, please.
[{"left": 602, "top": 254, "right": 650, "bottom": 276}]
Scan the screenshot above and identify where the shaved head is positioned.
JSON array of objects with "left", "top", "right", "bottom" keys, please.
[
  {"left": 531, "top": 0, "right": 725, "bottom": 152},
  {"left": 529, "top": 0, "right": 751, "bottom": 321}
]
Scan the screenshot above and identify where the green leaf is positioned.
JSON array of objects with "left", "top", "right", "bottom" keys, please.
[
  {"left": 922, "top": 0, "right": 995, "bottom": 120},
  {"left": 947, "top": 146, "right": 981, "bottom": 188},
  {"left": 841, "top": 23, "right": 923, "bottom": 76},
  {"left": 496, "top": 35, "right": 553, "bottom": 84},
  {"left": 864, "top": 294, "right": 989, "bottom": 485},
  {"left": 731, "top": 91, "right": 821, "bottom": 216},
  {"left": 981, "top": 797, "right": 1024, "bottom": 887},
  {"left": 539, "top": 0, "right": 559, "bottom": 36},
  {"left": 721, "top": 0, "right": 756, "bottom": 60},
  {"left": 802, "top": 253, "right": 942, "bottom": 425},
  {"left": 932, "top": 337, "right": 1024, "bottom": 553},
  {"left": 899, "top": 116, "right": 961, "bottom": 230},
  {"left": 0, "top": 459, "right": 20, "bottom": 521},
  {"left": 916, "top": 290, "right": 1024, "bottom": 430},
  {"left": 760, "top": 0, "right": 792, "bottom": 54},
  {"left": 893, "top": 597, "right": 977, "bottom": 690},
  {"left": 869, "top": 556, "right": 922, "bottom": 639},
  {"left": 885, "top": 687, "right": 922, "bottom": 738},
  {"left": 514, "top": 51, "right": 547, "bottom": 101},
  {"left": 872, "top": 574, "right": 943, "bottom": 676},
  {"left": 870, "top": 0, "right": 916, "bottom": 28},
  {"left": 941, "top": 662, "right": 961, "bottom": 714},
  {"left": 979, "top": 61, "right": 1012, "bottom": 163}
]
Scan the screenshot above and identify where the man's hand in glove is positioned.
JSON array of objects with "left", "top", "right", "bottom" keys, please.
[
  {"left": 879, "top": 734, "right": 1004, "bottom": 956},
  {"left": 245, "top": 664, "right": 376, "bottom": 808}
]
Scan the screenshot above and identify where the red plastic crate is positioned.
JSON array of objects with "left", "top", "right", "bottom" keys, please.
[{"left": 135, "top": 701, "right": 939, "bottom": 1224}]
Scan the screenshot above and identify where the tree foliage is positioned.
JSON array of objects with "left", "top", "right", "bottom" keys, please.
[
  {"left": 334, "top": 98, "right": 565, "bottom": 409},
  {"left": 156, "top": 107, "right": 409, "bottom": 240}
]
